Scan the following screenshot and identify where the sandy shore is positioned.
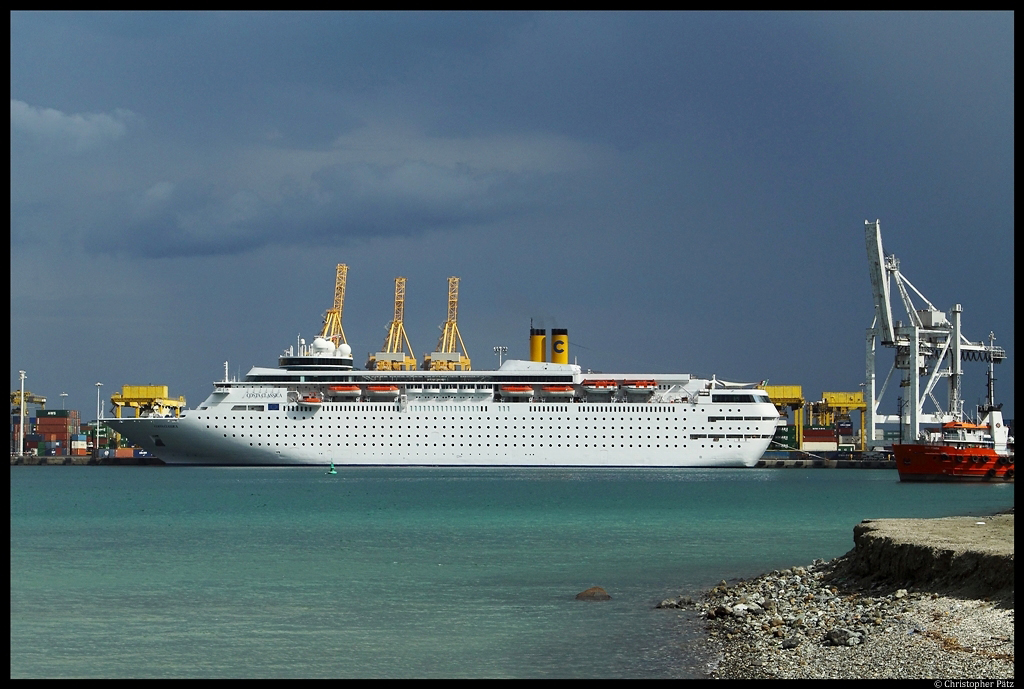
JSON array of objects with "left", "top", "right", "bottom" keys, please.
[{"left": 684, "top": 512, "right": 1014, "bottom": 679}]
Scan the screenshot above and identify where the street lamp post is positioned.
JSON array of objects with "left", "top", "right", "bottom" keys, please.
[
  {"left": 493, "top": 346, "right": 508, "bottom": 367},
  {"left": 18, "top": 370, "right": 26, "bottom": 456},
  {"left": 95, "top": 382, "right": 103, "bottom": 458}
]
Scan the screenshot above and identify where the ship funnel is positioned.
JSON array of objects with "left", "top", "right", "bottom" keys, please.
[
  {"left": 551, "top": 328, "right": 569, "bottom": 365},
  {"left": 530, "top": 328, "right": 547, "bottom": 362}
]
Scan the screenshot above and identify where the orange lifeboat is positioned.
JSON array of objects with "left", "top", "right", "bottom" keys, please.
[
  {"left": 326, "top": 385, "right": 361, "bottom": 398},
  {"left": 582, "top": 380, "right": 617, "bottom": 393},
  {"left": 364, "top": 385, "right": 400, "bottom": 400},
  {"left": 623, "top": 380, "right": 658, "bottom": 395},
  {"left": 541, "top": 385, "right": 575, "bottom": 397},
  {"left": 299, "top": 393, "right": 323, "bottom": 406},
  {"left": 500, "top": 385, "right": 534, "bottom": 397}
]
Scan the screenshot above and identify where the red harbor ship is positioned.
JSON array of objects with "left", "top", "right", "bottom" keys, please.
[{"left": 894, "top": 407, "right": 1013, "bottom": 482}]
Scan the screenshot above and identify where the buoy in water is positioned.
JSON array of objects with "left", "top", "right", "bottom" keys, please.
[{"left": 327, "top": 462, "right": 337, "bottom": 475}]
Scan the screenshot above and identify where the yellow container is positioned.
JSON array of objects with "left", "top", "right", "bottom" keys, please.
[
  {"left": 530, "top": 329, "right": 546, "bottom": 362},
  {"left": 550, "top": 329, "right": 568, "bottom": 365}
]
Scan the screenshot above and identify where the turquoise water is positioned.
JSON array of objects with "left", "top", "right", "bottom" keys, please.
[{"left": 10, "top": 467, "right": 1013, "bottom": 678}]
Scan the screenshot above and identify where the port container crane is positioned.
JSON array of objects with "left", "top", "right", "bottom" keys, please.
[
  {"left": 10, "top": 390, "right": 46, "bottom": 412},
  {"left": 862, "top": 220, "right": 1005, "bottom": 447},
  {"left": 366, "top": 277, "right": 417, "bottom": 371},
  {"left": 761, "top": 384, "right": 805, "bottom": 450},
  {"left": 110, "top": 385, "right": 186, "bottom": 418},
  {"left": 318, "top": 263, "right": 349, "bottom": 346},
  {"left": 423, "top": 276, "right": 471, "bottom": 371}
]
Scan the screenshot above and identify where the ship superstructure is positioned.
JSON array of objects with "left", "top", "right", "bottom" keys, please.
[{"left": 105, "top": 272, "right": 779, "bottom": 466}]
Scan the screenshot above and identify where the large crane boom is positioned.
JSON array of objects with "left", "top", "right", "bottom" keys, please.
[
  {"left": 318, "top": 263, "right": 348, "bottom": 346},
  {"left": 864, "top": 220, "right": 896, "bottom": 345},
  {"left": 366, "top": 277, "right": 417, "bottom": 371},
  {"left": 423, "top": 276, "right": 471, "bottom": 371}
]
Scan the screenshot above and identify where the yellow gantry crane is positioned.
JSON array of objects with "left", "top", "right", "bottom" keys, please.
[
  {"left": 423, "top": 276, "right": 471, "bottom": 371},
  {"left": 110, "top": 385, "right": 186, "bottom": 418},
  {"left": 11, "top": 390, "right": 46, "bottom": 411},
  {"left": 761, "top": 384, "right": 805, "bottom": 450},
  {"left": 366, "top": 277, "right": 417, "bottom": 371},
  {"left": 318, "top": 263, "right": 349, "bottom": 346},
  {"left": 810, "top": 391, "right": 868, "bottom": 451}
]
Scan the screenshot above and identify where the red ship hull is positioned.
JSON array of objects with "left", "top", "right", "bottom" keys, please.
[{"left": 893, "top": 444, "right": 1014, "bottom": 482}]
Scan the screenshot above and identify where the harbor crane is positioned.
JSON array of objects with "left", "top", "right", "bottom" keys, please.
[
  {"left": 318, "top": 263, "right": 349, "bottom": 346},
  {"left": 862, "top": 220, "right": 1005, "bottom": 446},
  {"left": 423, "top": 276, "right": 471, "bottom": 371},
  {"left": 10, "top": 390, "right": 46, "bottom": 412},
  {"left": 366, "top": 277, "right": 417, "bottom": 371}
]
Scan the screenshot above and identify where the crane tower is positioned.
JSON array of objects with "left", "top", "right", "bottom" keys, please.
[
  {"left": 366, "top": 277, "right": 417, "bottom": 371},
  {"left": 318, "top": 263, "right": 349, "bottom": 346},
  {"left": 862, "top": 220, "right": 1005, "bottom": 446},
  {"left": 423, "top": 277, "right": 471, "bottom": 371}
]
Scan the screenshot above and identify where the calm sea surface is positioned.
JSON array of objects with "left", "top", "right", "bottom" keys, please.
[{"left": 10, "top": 466, "right": 1013, "bottom": 678}]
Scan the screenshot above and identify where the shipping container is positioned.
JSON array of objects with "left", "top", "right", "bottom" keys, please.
[
  {"left": 37, "top": 409, "right": 73, "bottom": 417},
  {"left": 803, "top": 441, "right": 839, "bottom": 452}
]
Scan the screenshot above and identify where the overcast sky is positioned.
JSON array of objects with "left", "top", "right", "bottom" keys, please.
[{"left": 11, "top": 11, "right": 1014, "bottom": 425}]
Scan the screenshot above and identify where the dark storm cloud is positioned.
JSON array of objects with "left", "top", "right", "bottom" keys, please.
[
  {"left": 81, "top": 156, "right": 566, "bottom": 258},
  {"left": 10, "top": 11, "right": 1015, "bottom": 420}
]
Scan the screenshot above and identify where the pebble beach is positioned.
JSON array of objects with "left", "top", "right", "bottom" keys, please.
[{"left": 663, "top": 512, "right": 1015, "bottom": 679}]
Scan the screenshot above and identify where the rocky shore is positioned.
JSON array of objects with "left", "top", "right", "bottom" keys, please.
[{"left": 672, "top": 513, "right": 1015, "bottom": 679}]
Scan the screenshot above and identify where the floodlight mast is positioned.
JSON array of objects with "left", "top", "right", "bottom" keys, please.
[{"left": 862, "top": 220, "right": 1005, "bottom": 448}]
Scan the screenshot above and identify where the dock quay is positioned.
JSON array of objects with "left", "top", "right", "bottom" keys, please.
[
  {"left": 756, "top": 451, "right": 896, "bottom": 469},
  {"left": 10, "top": 453, "right": 165, "bottom": 466}
]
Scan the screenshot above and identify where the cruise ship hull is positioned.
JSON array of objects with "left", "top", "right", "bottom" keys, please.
[{"left": 106, "top": 375, "right": 779, "bottom": 468}]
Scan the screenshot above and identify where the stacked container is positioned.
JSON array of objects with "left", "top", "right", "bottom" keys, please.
[
  {"left": 33, "top": 409, "right": 81, "bottom": 456},
  {"left": 769, "top": 425, "right": 798, "bottom": 450},
  {"left": 803, "top": 425, "right": 838, "bottom": 452}
]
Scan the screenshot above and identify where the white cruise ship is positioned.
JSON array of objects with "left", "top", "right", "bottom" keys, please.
[{"left": 105, "top": 328, "right": 779, "bottom": 467}]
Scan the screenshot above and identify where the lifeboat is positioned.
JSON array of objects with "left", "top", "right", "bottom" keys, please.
[
  {"left": 364, "top": 385, "right": 400, "bottom": 400},
  {"left": 326, "top": 385, "right": 361, "bottom": 398},
  {"left": 541, "top": 385, "right": 575, "bottom": 397},
  {"left": 623, "top": 380, "right": 658, "bottom": 395},
  {"left": 582, "top": 380, "right": 618, "bottom": 393},
  {"left": 298, "top": 393, "right": 323, "bottom": 406},
  {"left": 500, "top": 385, "right": 534, "bottom": 397}
]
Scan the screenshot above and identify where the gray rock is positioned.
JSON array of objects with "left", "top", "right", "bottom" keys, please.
[{"left": 827, "top": 628, "right": 862, "bottom": 646}]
